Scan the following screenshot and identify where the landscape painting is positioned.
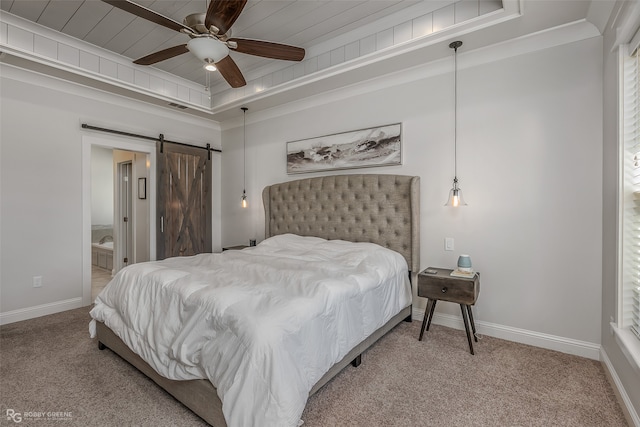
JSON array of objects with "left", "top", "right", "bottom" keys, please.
[{"left": 286, "top": 123, "right": 402, "bottom": 174}]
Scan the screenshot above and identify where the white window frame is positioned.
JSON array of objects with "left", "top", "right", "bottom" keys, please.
[{"left": 616, "top": 42, "right": 640, "bottom": 373}]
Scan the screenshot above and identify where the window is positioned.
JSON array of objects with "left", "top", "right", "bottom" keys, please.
[
  {"left": 622, "top": 44, "right": 640, "bottom": 340},
  {"left": 618, "top": 43, "right": 640, "bottom": 370}
]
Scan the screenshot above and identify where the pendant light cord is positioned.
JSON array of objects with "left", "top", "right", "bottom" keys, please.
[
  {"left": 242, "top": 107, "right": 247, "bottom": 193},
  {"left": 453, "top": 42, "right": 458, "bottom": 180},
  {"left": 446, "top": 40, "right": 465, "bottom": 206},
  {"left": 449, "top": 40, "right": 462, "bottom": 183}
]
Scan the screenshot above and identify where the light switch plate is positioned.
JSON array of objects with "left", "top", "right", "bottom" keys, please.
[{"left": 445, "top": 237, "right": 454, "bottom": 251}]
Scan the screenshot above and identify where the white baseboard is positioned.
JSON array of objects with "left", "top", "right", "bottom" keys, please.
[
  {"left": 412, "top": 307, "right": 601, "bottom": 360},
  {"left": 601, "top": 347, "right": 640, "bottom": 427},
  {"left": 0, "top": 298, "right": 85, "bottom": 325}
]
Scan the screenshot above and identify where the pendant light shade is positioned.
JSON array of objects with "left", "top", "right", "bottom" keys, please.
[
  {"left": 241, "top": 107, "right": 248, "bottom": 208},
  {"left": 445, "top": 177, "right": 466, "bottom": 207},
  {"left": 445, "top": 40, "right": 467, "bottom": 207}
]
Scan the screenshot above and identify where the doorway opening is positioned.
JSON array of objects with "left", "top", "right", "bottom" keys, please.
[{"left": 82, "top": 135, "right": 156, "bottom": 306}]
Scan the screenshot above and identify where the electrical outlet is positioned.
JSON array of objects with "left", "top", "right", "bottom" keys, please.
[
  {"left": 445, "top": 237, "right": 454, "bottom": 251},
  {"left": 33, "top": 276, "right": 42, "bottom": 288}
]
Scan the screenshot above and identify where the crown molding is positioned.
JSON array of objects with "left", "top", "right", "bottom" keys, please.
[
  {"left": 0, "top": 12, "right": 211, "bottom": 111},
  {"left": 221, "top": 18, "right": 599, "bottom": 130},
  {"left": 0, "top": 61, "right": 221, "bottom": 132}
]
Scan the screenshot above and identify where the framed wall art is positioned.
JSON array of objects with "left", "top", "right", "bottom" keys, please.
[
  {"left": 138, "top": 177, "right": 146, "bottom": 200},
  {"left": 286, "top": 123, "right": 402, "bottom": 174}
]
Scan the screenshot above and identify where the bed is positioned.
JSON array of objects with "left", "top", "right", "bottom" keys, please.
[{"left": 90, "top": 173, "right": 420, "bottom": 426}]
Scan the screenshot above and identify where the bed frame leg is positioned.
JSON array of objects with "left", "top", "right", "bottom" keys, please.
[
  {"left": 98, "top": 341, "right": 106, "bottom": 351},
  {"left": 404, "top": 304, "right": 413, "bottom": 322},
  {"left": 351, "top": 354, "right": 362, "bottom": 367}
]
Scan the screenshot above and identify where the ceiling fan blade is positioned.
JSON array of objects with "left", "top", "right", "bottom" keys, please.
[
  {"left": 102, "top": 0, "right": 191, "bottom": 33},
  {"left": 215, "top": 55, "right": 246, "bottom": 88},
  {"left": 205, "top": 0, "right": 247, "bottom": 36},
  {"left": 133, "top": 44, "right": 189, "bottom": 65},
  {"left": 228, "top": 38, "right": 305, "bottom": 61}
]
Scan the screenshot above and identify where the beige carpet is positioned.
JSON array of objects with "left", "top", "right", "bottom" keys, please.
[{"left": 0, "top": 307, "right": 628, "bottom": 426}]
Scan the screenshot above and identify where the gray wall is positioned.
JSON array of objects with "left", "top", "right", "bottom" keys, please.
[
  {"left": 90, "top": 146, "right": 113, "bottom": 226},
  {"left": 0, "top": 65, "right": 221, "bottom": 318},
  {"left": 221, "top": 27, "right": 604, "bottom": 357}
]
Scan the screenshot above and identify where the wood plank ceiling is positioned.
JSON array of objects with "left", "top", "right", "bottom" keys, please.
[{"left": 1, "top": 0, "right": 430, "bottom": 87}]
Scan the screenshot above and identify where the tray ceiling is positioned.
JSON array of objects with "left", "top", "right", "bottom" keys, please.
[{"left": 1, "top": 1, "right": 609, "bottom": 120}]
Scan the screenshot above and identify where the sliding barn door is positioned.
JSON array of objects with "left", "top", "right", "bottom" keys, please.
[{"left": 157, "top": 142, "right": 212, "bottom": 260}]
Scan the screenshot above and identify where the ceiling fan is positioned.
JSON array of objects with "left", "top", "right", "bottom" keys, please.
[{"left": 102, "top": 0, "right": 305, "bottom": 88}]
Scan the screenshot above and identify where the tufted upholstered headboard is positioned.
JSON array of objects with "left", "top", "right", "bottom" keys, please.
[{"left": 262, "top": 174, "right": 420, "bottom": 275}]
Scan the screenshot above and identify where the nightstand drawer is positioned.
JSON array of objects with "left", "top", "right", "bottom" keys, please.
[
  {"left": 417, "top": 268, "right": 479, "bottom": 305},
  {"left": 418, "top": 279, "right": 476, "bottom": 304}
]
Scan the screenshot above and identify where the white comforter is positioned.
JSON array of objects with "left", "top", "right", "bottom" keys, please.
[{"left": 89, "top": 234, "right": 411, "bottom": 427}]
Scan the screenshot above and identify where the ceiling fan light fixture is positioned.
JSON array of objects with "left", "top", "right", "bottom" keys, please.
[
  {"left": 104, "top": 0, "right": 305, "bottom": 89},
  {"left": 203, "top": 59, "right": 217, "bottom": 71},
  {"left": 187, "top": 37, "right": 229, "bottom": 63}
]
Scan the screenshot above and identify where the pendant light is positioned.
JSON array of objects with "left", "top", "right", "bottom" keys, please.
[
  {"left": 241, "top": 107, "right": 248, "bottom": 208},
  {"left": 445, "top": 40, "right": 467, "bottom": 207}
]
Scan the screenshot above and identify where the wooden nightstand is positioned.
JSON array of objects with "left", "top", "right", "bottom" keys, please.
[
  {"left": 222, "top": 245, "right": 249, "bottom": 251},
  {"left": 418, "top": 267, "right": 480, "bottom": 355}
]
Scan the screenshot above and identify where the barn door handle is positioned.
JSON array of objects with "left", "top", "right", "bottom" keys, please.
[{"left": 161, "top": 216, "right": 164, "bottom": 233}]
